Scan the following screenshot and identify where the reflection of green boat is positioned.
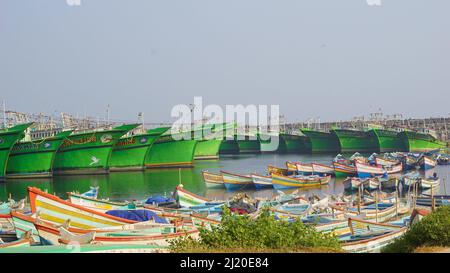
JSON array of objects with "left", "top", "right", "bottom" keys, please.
[
  {"left": 300, "top": 129, "right": 340, "bottom": 153},
  {"left": 109, "top": 128, "right": 168, "bottom": 171},
  {"left": 0, "top": 123, "right": 33, "bottom": 180},
  {"left": 370, "top": 129, "right": 404, "bottom": 152},
  {"left": 332, "top": 129, "right": 378, "bottom": 153},
  {"left": 398, "top": 130, "right": 447, "bottom": 152},
  {"left": 145, "top": 127, "right": 198, "bottom": 168},
  {"left": 53, "top": 124, "right": 139, "bottom": 175},
  {"left": 6, "top": 130, "right": 73, "bottom": 179}
]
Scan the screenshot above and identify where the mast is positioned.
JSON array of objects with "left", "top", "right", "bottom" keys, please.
[{"left": 2, "top": 99, "right": 6, "bottom": 129}]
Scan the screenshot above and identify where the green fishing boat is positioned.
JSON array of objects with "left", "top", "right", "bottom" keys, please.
[
  {"left": 0, "top": 123, "right": 33, "bottom": 180},
  {"left": 331, "top": 128, "right": 378, "bottom": 153},
  {"left": 300, "top": 129, "right": 340, "bottom": 153},
  {"left": 398, "top": 130, "right": 447, "bottom": 152},
  {"left": 279, "top": 133, "right": 310, "bottom": 153},
  {"left": 53, "top": 124, "right": 139, "bottom": 175},
  {"left": 109, "top": 128, "right": 168, "bottom": 171},
  {"left": 370, "top": 128, "right": 404, "bottom": 152},
  {"left": 219, "top": 139, "right": 240, "bottom": 154},
  {"left": 6, "top": 130, "right": 73, "bottom": 179},
  {"left": 193, "top": 123, "right": 227, "bottom": 160},
  {"left": 258, "top": 133, "right": 285, "bottom": 153},
  {"left": 235, "top": 135, "right": 260, "bottom": 153},
  {"left": 145, "top": 127, "right": 198, "bottom": 168}
]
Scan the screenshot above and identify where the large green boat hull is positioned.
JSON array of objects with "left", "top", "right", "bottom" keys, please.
[
  {"left": 398, "top": 131, "right": 447, "bottom": 152},
  {"left": 279, "top": 134, "right": 310, "bottom": 153},
  {"left": 371, "top": 129, "right": 404, "bottom": 152},
  {"left": 109, "top": 130, "right": 166, "bottom": 171},
  {"left": 53, "top": 124, "right": 138, "bottom": 175},
  {"left": 235, "top": 135, "right": 260, "bottom": 153},
  {"left": 0, "top": 123, "right": 33, "bottom": 180},
  {"left": 332, "top": 129, "right": 378, "bottom": 153},
  {"left": 300, "top": 129, "right": 340, "bottom": 153},
  {"left": 194, "top": 139, "right": 222, "bottom": 160},
  {"left": 6, "top": 131, "right": 73, "bottom": 179},
  {"left": 258, "top": 134, "right": 285, "bottom": 153},
  {"left": 219, "top": 140, "right": 240, "bottom": 154},
  {"left": 145, "top": 128, "right": 198, "bottom": 168}
]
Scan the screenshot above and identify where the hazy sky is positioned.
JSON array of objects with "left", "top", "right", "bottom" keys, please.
[{"left": 1, "top": 0, "right": 449, "bottom": 124}]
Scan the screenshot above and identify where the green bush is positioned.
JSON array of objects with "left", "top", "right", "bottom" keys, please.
[
  {"left": 382, "top": 206, "right": 450, "bottom": 253},
  {"left": 170, "top": 207, "right": 342, "bottom": 252}
]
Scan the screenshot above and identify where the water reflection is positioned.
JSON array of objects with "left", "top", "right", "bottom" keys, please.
[{"left": 0, "top": 153, "right": 449, "bottom": 202}]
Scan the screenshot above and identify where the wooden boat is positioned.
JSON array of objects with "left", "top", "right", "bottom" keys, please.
[
  {"left": 59, "top": 227, "right": 96, "bottom": 245},
  {"left": 410, "top": 208, "right": 430, "bottom": 225},
  {"left": 285, "top": 161, "right": 298, "bottom": 172},
  {"left": 333, "top": 162, "right": 356, "bottom": 176},
  {"left": 419, "top": 155, "right": 437, "bottom": 170},
  {"left": 331, "top": 202, "right": 400, "bottom": 223},
  {"left": 174, "top": 185, "right": 212, "bottom": 207},
  {"left": 0, "top": 233, "right": 32, "bottom": 249},
  {"left": 271, "top": 173, "right": 329, "bottom": 189},
  {"left": 400, "top": 172, "right": 421, "bottom": 188},
  {"left": 267, "top": 165, "right": 290, "bottom": 175},
  {"left": 343, "top": 177, "right": 363, "bottom": 191},
  {"left": 13, "top": 211, "right": 198, "bottom": 247},
  {"left": 311, "top": 163, "right": 335, "bottom": 176},
  {"left": 374, "top": 156, "right": 399, "bottom": 167},
  {"left": 380, "top": 177, "right": 399, "bottom": 190},
  {"left": 362, "top": 178, "right": 380, "bottom": 191},
  {"left": 250, "top": 173, "right": 273, "bottom": 190},
  {"left": 271, "top": 203, "right": 311, "bottom": 220},
  {"left": 0, "top": 213, "right": 13, "bottom": 232},
  {"left": 355, "top": 162, "right": 402, "bottom": 178},
  {"left": 220, "top": 171, "right": 253, "bottom": 191},
  {"left": 295, "top": 163, "right": 313, "bottom": 174},
  {"left": 341, "top": 218, "right": 407, "bottom": 253},
  {"left": 68, "top": 192, "right": 134, "bottom": 212},
  {"left": 414, "top": 194, "right": 450, "bottom": 207},
  {"left": 420, "top": 176, "right": 440, "bottom": 189},
  {"left": 201, "top": 171, "right": 225, "bottom": 188},
  {"left": 28, "top": 187, "right": 137, "bottom": 229}
]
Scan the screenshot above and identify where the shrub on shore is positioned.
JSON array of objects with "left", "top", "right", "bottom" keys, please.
[
  {"left": 170, "top": 207, "right": 342, "bottom": 253},
  {"left": 382, "top": 206, "right": 450, "bottom": 253}
]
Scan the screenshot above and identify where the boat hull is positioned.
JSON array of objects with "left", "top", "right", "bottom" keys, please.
[
  {"left": 219, "top": 139, "right": 240, "bottom": 154},
  {"left": 300, "top": 129, "right": 340, "bottom": 153},
  {"left": 221, "top": 171, "right": 253, "bottom": 191},
  {"left": 333, "top": 162, "right": 356, "bottom": 177},
  {"left": 53, "top": 125, "right": 138, "bottom": 175},
  {"left": 332, "top": 129, "right": 378, "bottom": 153},
  {"left": 279, "top": 134, "right": 310, "bottom": 153},
  {"left": 109, "top": 132, "right": 163, "bottom": 171},
  {"left": 371, "top": 129, "right": 404, "bottom": 152},
  {"left": 251, "top": 174, "right": 273, "bottom": 189},
  {"left": 6, "top": 131, "right": 72, "bottom": 179},
  {"left": 235, "top": 135, "right": 260, "bottom": 153},
  {"left": 398, "top": 131, "right": 447, "bottom": 152},
  {"left": 145, "top": 131, "right": 197, "bottom": 168},
  {"left": 194, "top": 139, "right": 222, "bottom": 160},
  {"left": 0, "top": 123, "right": 32, "bottom": 180}
]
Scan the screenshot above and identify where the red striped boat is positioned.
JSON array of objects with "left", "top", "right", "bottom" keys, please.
[
  {"left": 333, "top": 162, "right": 357, "bottom": 176},
  {"left": 355, "top": 162, "right": 402, "bottom": 179},
  {"left": 311, "top": 163, "right": 335, "bottom": 176}
]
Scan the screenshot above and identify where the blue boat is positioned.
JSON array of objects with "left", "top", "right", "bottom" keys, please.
[{"left": 250, "top": 173, "right": 273, "bottom": 190}]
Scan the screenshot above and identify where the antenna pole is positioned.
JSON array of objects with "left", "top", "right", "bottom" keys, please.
[{"left": 2, "top": 99, "right": 6, "bottom": 128}]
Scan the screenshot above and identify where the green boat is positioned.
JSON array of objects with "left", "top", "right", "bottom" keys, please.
[
  {"left": 53, "top": 124, "right": 139, "bottom": 175},
  {"left": 258, "top": 132, "right": 285, "bottom": 153},
  {"left": 193, "top": 123, "right": 226, "bottom": 160},
  {"left": 109, "top": 128, "right": 168, "bottom": 171},
  {"left": 279, "top": 133, "right": 310, "bottom": 153},
  {"left": 331, "top": 128, "right": 379, "bottom": 153},
  {"left": 6, "top": 130, "right": 73, "bottom": 179},
  {"left": 370, "top": 129, "right": 404, "bottom": 152},
  {"left": 300, "top": 129, "right": 340, "bottom": 153},
  {"left": 235, "top": 134, "right": 260, "bottom": 153},
  {"left": 0, "top": 123, "right": 33, "bottom": 180},
  {"left": 145, "top": 127, "right": 198, "bottom": 168},
  {"left": 397, "top": 130, "right": 447, "bottom": 152},
  {"left": 219, "top": 139, "right": 240, "bottom": 154}
]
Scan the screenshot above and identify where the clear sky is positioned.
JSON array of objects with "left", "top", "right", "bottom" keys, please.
[{"left": 1, "top": 0, "right": 449, "bottom": 124}]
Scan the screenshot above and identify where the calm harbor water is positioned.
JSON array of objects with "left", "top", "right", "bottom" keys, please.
[{"left": 1, "top": 153, "right": 449, "bottom": 202}]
